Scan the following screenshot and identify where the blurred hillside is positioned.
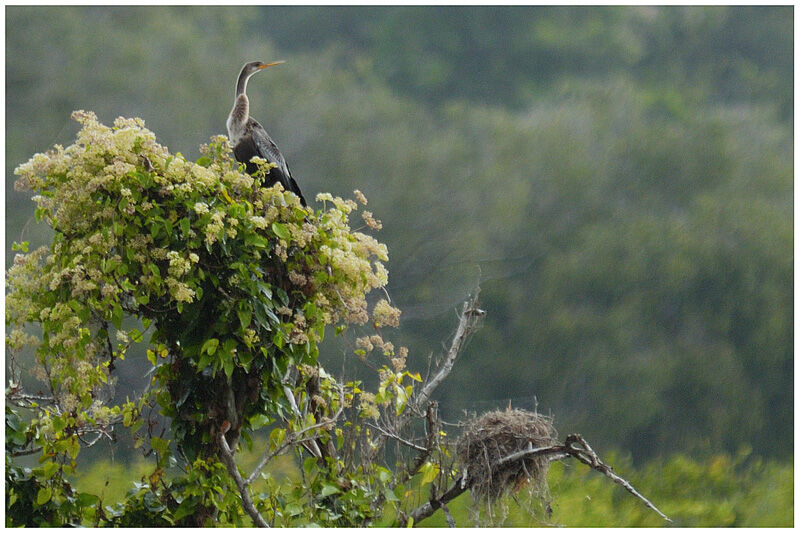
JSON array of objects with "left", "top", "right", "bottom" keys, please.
[{"left": 5, "top": 6, "right": 793, "bottom": 463}]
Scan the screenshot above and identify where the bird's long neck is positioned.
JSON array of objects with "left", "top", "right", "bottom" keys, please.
[
  {"left": 227, "top": 70, "right": 252, "bottom": 142},
  {"left": 235, "top": 67, "right": 252, "bottom": 99}
]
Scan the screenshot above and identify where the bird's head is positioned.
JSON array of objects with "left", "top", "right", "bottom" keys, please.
[{"left": 242, "top": 60, "right": 285, "bottom": 77}]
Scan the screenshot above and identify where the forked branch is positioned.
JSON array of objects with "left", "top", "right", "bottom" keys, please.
[
  {"left": 406, "top": 433, "right": 671, "bottom": 525},
  {"left": 217, "top": 423, "right": 269, "bottom": 528}
]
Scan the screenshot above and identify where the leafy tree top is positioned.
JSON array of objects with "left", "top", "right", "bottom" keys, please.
[{"left": 7, "top": 111, "right": 406, "bottom": 524}]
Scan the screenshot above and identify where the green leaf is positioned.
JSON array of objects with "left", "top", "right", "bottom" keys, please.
[
  {"left": 130, "top": 417, "right": 145, "bottom": 434},
  {"left": 150, "top": 436, "right": 170, "bottom": 456},
  {"left": 223, "top": 355, "right": 234, "bottom": 378},
  {"left": 41, "top": 461, "right": 60, "bottom": 479},
  {"left": 303, "top": 456, "right": 317, "bottom": 477},
  {"left": 258, "top": 282, "right": 273, "bottom": 300},
  {"left": 237, "top": 306, "right": 252, "bottom": 329},
  {"left": 76, "top": 492, "right": 100, "bottom": 507},
  {"left": 129, "top": 328, "right": 144, "bottom": 343},
  {"left": 285, "top": 502, "right": 304, "bottom": 517},
  {"left": 391, "top": 483, "right": 407, "bottom": 500},
  {"left": 111, "top": 303, "right": 123, "bottom": 329},
  {"left": 52, "top": 415, "right": 66, "bottom": 433},
  {"left": 201, "top": 338, "right": 219, "bottom": 355},
  {"left": 173, "top": 499, "right": 196, "bottom": 521},
  {"left": 238, "top": 348, "right": 253, "bottom": 369},
  {"left": 222, "top": 337, "right": 237, "bottom": 353},
  {"left": 36, "top": 486, "right": 52, "bottom": 506},
  {"left": 419, "top": 462, "right": 439, "bottom": 486},
  {"left": 197, "top": 352, "right": 212, "bottom": 371},
  {"left": 269, "top": 427, "right": 286, "bottom": 449},
  {"left": 271, "top": 222, "right": 290, "bottom": 241},
  {"left": 375, "top": 466, "right": 392, "bottom": 484},
  {"left": 246, "top": 233, "right": 269, "bottom": 249},
  {"left": 320, "top": 483, "right": 341, "bottom": 497},
  {"left": 273, "top": 330, "right": 284, "bottom": 349}
]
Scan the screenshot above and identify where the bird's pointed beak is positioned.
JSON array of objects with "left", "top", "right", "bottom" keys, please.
[{"left": 260, "top": 61, "right": 285, "bottom": 69}]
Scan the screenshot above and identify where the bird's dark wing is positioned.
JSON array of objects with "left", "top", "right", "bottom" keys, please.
[{"left": 248, "top": 121, "right": 307, "bottom": 206}]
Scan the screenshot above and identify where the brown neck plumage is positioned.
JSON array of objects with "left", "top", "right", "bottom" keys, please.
[
  {"left": 231, "top": 94, "right": 249, "bottom": 126},
  {"left": 229, "top": 66, "right": 255, "bottom": 132}
]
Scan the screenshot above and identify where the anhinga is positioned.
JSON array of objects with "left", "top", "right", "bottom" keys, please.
[{"left": 227, "top": 61, "right": 307, "bottom": 206}]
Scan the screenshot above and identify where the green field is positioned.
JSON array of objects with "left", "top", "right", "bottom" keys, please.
[{"left": 71, "top": 449, "right": 791, "bottom": 527}]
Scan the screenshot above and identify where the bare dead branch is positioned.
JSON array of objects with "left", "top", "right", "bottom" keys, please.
[
  {"left": 217, "top": 426, "right": 270, "bottom": 528},
  {"left": 563, "top": 434, "right": 672, "bottom": 523},
  {"left": 414, "top": 290, "right": 484, "bottom": 411},
  {"left": 367, "top": 422, "right": 427, "bottom": 452},
  {"left": 245, "top": 383, "right": 346, "bottom": 486},
  {"left": 440, "top": 502, "right": 456, "bottom": 528},
  {"left": 6, "top": 392, "right": 56, "bottom": 407},
  {"left": 495, "top": 441, "right": 567, "bottom": 467},
  {"left": 283, "top": 381, "right": 323, "bottom": 459},
  {"left": 8, "top": 446, "right": 44, "bottom": 457}
]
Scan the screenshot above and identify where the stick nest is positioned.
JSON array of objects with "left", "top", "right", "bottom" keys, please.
[{"left": 456, "top": 408, "right": 557, "bottom": 501}]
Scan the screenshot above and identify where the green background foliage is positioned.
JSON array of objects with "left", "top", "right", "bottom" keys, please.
[
  {"left": 421, "top": 450, "right": 793, "bottom": 527},
  {"left": 5, "top": 5, "right": 793, "bottom": 526}
]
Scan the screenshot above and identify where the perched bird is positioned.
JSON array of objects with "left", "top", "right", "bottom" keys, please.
[{"left": 226, "top": 61, "right": 307, "bottom": 206}]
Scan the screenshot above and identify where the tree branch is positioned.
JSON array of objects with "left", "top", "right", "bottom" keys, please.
[
  {"left": 404, "top": 433, "right": 671, "bottom": 526},
  {"left": 495, "top": 441, "right": 568, "bottom": 467},
  {"left": 5, "top": 391, "right": 56, "bottom": 407},
  {"left": 217, "top": 426, "right": 270, "bottom": 528},
  {"left": 406, "top": 473, "right": 469, "bottom": 525},
  {"left": 8, "top": 445, "right": 44, "bottom": 457},
  {"left": 245, "top": 384, "right": 346, "bottom": 486},
  {"left": 367, "top": 422, "right": 427, "bottom": 452},
  {"left": 563, "top": 434, "right": 672, "bottom": 523},
  {"left": 283, "top": 376, "right": 323, "bottom": 459},
  {"left": 440, "top": 502, "right": 456, "bottom": 528},
  {"left": 414, "top": 290, "right": 484, "bottom": 411}
]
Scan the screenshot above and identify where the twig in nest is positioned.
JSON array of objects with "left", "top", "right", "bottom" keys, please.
[{"left": 456, "top": 409, "right": 557, "bottom": 501}]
